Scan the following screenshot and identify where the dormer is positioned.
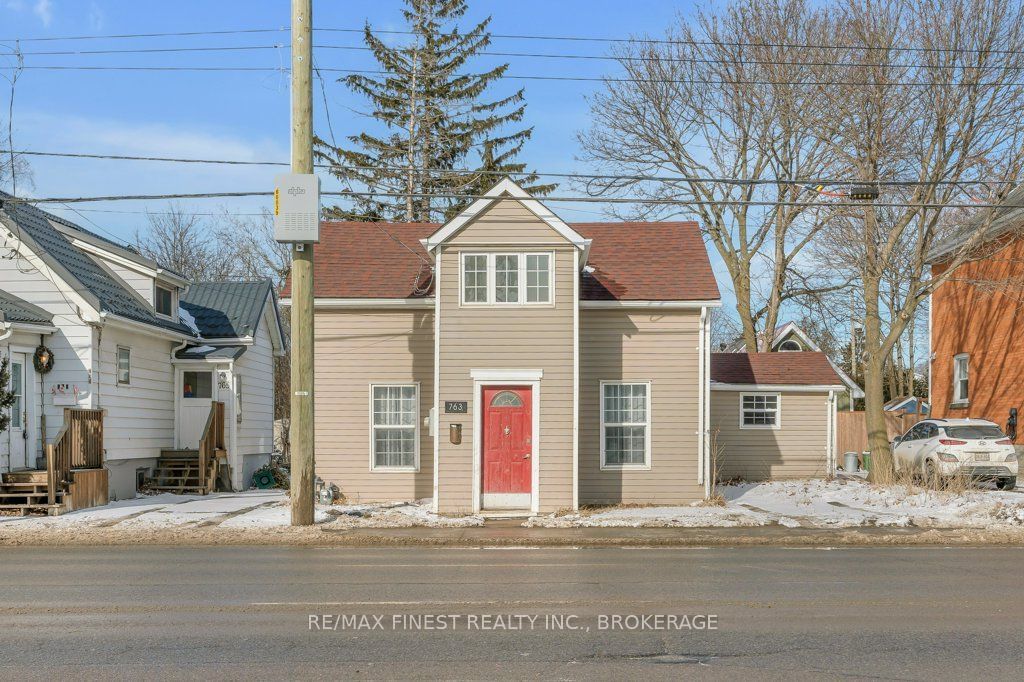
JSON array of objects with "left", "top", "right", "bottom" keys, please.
[{"left": 49, "top": 218, "right": 189, "bottom": 314}]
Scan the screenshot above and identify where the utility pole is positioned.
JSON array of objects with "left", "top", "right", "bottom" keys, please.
[{"left": 290, "top": 0, "right": 315, "bottom": 525}]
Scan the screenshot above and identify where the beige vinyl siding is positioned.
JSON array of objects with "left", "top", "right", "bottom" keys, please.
[
  {"left": 313, "top": 309, "right": 435, "bottom": 502},
  {"left": 437, "top": 200, "right": 576, "bottom": 513},
  {"left": 579, "top": 310, "right": 704, "bottom": 505},
  {"left": 711, "top": 390, "right": 830, "bottom": 480},
  {"left": 446, "top": 199, "right": 570, "bottom": 246}
]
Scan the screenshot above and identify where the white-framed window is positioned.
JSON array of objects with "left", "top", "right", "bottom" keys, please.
[
  {"left": 370, "top": 384, "right": 419, "bottom": 471},
  {"left": 460, "top": 252, "right": 553, "bottom": 305},
  {"left": 740, "top": 393, "right": 781, "bottom": 429},
  {"left": 154, "top": 283, "right": 175, "bottom": 317},
  {"left": 953, "top": 353, "right": 969, "bottom": 404},
  {"left": 462, "top": 254, "right": 488, "bottom": 303},
  {"left": 116, "top": 346, "right": 131, "bottom": 385},
  {"left": 778, "top": 339, "right": 802, "bottom": 352},
  {"left": 600, "top": 381, "right": 651, "bottom": 469}
]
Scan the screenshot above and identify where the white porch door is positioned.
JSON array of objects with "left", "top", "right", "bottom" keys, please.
[
  {"left": 8, "top": 353, "right": 35, "bottom": 470},
  {"left": 177, "top": 369, "right": 215, "bottom": 449}
]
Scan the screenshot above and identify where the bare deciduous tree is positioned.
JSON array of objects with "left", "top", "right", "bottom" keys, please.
[
  {"left": 579, "top": 0, "right": 848, "bottom": 351},
  {"left": 135, "top": 204, "right": 237, "bottom": 282},
  {"left": 213, "top": 209, "right": 291, "bottom": 289},
  {"left": 809, "top": 0, "right": 1024, "bottom": 481}
]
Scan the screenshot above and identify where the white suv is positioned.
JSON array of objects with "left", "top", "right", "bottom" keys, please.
[{"left": 891, "top": 419, "right": 1018, "bottom": 490}]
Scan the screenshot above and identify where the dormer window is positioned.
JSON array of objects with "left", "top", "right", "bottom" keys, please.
[
  {"left": 461, "top": 252, "right": 553, "bottom": 306},
  {"left": 154, "top": 283, "right": 175, "bottom": 317}
]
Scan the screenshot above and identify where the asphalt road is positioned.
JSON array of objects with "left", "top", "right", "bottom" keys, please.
[{"left": 1, "top": 545, "right": 1022, "bottom": 680}]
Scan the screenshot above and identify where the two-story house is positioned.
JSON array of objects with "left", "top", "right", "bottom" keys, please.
[
  {"left": 283, "top": 180, "right": 843, "bottom": 512},
  {"left": 930, "top": 184, "right": 1024, "bottom": 444}
]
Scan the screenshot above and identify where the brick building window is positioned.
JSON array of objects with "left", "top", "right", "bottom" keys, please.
[{"left": 953, "top": 353, "right": 969, "bottom": 405}]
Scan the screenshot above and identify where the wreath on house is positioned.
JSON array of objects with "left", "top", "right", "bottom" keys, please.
[{"left": 33, "top": 345, "right": 54, "bottom": 374}]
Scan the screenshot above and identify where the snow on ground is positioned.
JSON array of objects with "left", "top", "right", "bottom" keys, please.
[
  {"left": 323, "top": 499, "right": 484, "bottom": 528},
  {"left": 2, "top": 478, "right": 1022, "bottom": 534},
  {"left": 526, "top": 477, "right": 1024, "bottom": 529},
  {"left": 0, "top": 491, "right": 480, "bottom": 532}
]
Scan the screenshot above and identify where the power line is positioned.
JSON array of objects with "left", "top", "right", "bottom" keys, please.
[
  {"left": 10, "top": 63, "right": 1023, "bottom": 88},
  {"left": 5, "top": 24, "right": 1024, "bottom": 57},
  {"left": 0, "top": 28, "right": 286, "bottom": 42},
  {"left": 15, "top": 42, "right": 1024, "bottom": 72},
  {"left": 4, "top": 149, "right": 1019, "bottom": 188},
  {"left": 316, "top": 26, "right": 1024, "bottom": 57},
  {"left": 4, "top": 190, "right": 1024, "bottom": 210},
  {"left": 18, "top": 45, "right": 284, "bottom": 56}
]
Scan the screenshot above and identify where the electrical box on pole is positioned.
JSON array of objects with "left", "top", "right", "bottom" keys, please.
[{"left": 274, "top": 173, "right": 320, "bottom": 243}]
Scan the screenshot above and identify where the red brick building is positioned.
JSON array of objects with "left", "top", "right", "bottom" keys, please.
[{"left": 930, "top": 233, "right": 1024, "bottom": 439}]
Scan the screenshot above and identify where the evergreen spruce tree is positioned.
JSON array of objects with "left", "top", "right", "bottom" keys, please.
[{"left": 315, "top": 0, "right": 554, "bottom": 222}]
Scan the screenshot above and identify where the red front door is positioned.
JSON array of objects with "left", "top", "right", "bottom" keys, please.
[{"left": 482, "top": 386, "right": 532, "bottom": 497}]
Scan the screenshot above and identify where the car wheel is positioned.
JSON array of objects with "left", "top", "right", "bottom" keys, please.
[
  {"left": 996, "top": 477, "right": 1017, "bottom": 491},
  {"left": 924, "top": 460, "right": 941, "bottom": 488}
]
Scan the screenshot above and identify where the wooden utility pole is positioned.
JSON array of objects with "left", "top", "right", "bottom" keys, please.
[{"left": 290, "top": 0, "right": 315, "bottom": 525}]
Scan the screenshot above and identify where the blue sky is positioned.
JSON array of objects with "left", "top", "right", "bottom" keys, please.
[{"left": 0, "top": 1, "right": 740, "bottom": 304}]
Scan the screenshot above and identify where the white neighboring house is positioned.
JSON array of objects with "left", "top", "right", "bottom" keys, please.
[{"left": 0, "top": 195, "right": 285, "bottom": 499}]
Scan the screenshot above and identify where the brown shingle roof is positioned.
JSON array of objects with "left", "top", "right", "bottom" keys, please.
[
  {"left": 282, "top": 219, "right": 720, "bottom": 301},
  {"left": 710, "top": 352, "right": 843, "bottom": 386}
]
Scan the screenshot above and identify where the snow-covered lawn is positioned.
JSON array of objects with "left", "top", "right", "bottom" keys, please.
[
  {"left": 2, "top": 478, "right": 1022, "bottom": 536},
  {"left": 0, "top": 491, "right": 481, "bottom": 532},
  {"left": 526, "top": 477, "right": 1024, "bottom": 529}
]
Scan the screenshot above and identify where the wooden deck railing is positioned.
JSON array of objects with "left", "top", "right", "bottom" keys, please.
[
  {"left": 197, "top": 401, "right": 226, "bottom": 493},
  {"left": 46, "top": 407, "right": 104, "bottom": 506}
]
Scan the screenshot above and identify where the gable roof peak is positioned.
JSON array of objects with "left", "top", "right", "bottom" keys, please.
[{"left": 422, "top": 177, "right": 591, "bottom": 252}]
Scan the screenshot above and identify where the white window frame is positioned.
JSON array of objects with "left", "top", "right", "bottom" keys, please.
[
  {"left": 599, "top": 380, "right": 652, "bottom": 470},
  {"left": 952, "top": 353, "right": 969, "bottom": 404},
  {"left": 778, "top": 339, "right": 802, "bottom": 352},
  {"left": 116, "top": 346, "right": 131, "bottom": 385},
  {"left": 153, "top": 282, "right": 177, "bottom": 319},
  {"left": 369, "top": 382, "right": 420, "bottom": 472},
  {"left": 739, "top": 392, "right": 781, "bottom": 430},
  {"left": 459, "top": 251, "right": 555, "bottom": 306}
]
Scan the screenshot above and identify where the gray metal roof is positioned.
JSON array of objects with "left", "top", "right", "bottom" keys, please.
[
  {"left": 174, "top": 344, "right": 248, "bottom": 361},
  {"left": 179, "top": 280, "right": 274, "bottom": 339},
  {"left": 0, "top": 289, "right": 54, "bottom": 326},
  {"left": 0, "top": 195, "right": 193, "bottom": 336}
]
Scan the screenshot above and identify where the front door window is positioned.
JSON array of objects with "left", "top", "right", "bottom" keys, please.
[
  {"left": 10, "top": 360, "right": 23, "bottom": 429},
  {"left": 183, "top": 371, "right": 213, "bottom": 399}
]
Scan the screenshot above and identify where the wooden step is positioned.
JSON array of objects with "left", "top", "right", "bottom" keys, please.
[
  {"left": 160, "top": 449, "right": 199, "bottom": 458},
  {"left": 0, "top": 503, "right": 66, "bottom": 516},
  {"left": 0, "top": 492, "right": 62, "bottom": 500},
  {"left": 146, "top": 485, "right": 207, "bottom": 493},
  {"left": 2, "top": 471, "right": 48, "bottom": 484}
]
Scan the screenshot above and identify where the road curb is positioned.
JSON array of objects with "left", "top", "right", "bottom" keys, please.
[{"left": 2, "top": 523, "right": 1024, "bottom": 547}]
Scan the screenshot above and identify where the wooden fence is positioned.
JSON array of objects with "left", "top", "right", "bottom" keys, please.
[{"left": 836, "top": 411, "right": 927, "bottom": 454}]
